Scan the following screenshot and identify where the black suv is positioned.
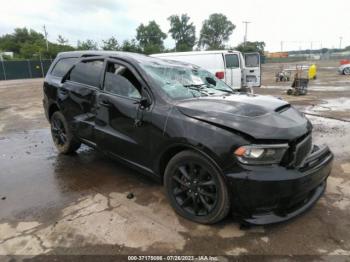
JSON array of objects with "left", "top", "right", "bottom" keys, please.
[{"left": 43, "top": 51, "right": 333, "bottom": 225}]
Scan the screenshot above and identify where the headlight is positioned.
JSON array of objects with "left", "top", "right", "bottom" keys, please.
[{"left": 234, "top": 144, "right": 289, "bottom": 165}]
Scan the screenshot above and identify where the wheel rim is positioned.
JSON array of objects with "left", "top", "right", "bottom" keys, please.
[
  {"left": 51, "top": 116, "right": 67, "bottom": 146},
  {"left": 344, "top": 68, "right": 350, "bottom": 75},
  {"left": 170, "top": 162, "right": 218, "bottom": 216}
]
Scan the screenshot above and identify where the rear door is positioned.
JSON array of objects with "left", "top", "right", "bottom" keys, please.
[
  {"left": 243, "top": 52, "right": 261, "bottom": 87},
  {"left": 59, "top": 58, "right": 104, "bottom": 142},
  {"left": 224, "top": 53, "right": 241, "bottom": 89}
]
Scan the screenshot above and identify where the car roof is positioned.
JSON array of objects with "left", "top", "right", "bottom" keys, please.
[
  {"left": 56, "top": 50, "right": 197, "bottom": 69},
  {"left": 151, "top": 50, "right": 241, "bottom": 57}
]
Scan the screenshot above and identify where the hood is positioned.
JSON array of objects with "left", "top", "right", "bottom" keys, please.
[
  {"left": 176, "top": 94, "right": 311, "bottom": 140},
  {"left": 339, "top": 64, "right": 350, "bottom": 69}
]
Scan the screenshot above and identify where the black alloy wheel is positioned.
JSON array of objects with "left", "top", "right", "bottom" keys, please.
[
  {"left": 51, "top": 115, "right": 67, "bottom": 146},
  {"left": 164, "top": 150, "right": 230, "bottom": 224},
  {"left": 50, "top": 111, "right": 81, "bottom": 154}
]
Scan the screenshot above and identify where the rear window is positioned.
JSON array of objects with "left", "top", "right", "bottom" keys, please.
[
  {"left": 69, "top": 60, "right": 104, "bottom": 87},
  {"left": 225, "top": 54, "right": 239, "bottom": 68},
  {"left": 51, "top": 58, "right": 78, "bottom": 77},
  {"left": 245, "top": 54, "right": 260, "bottom": 67}
]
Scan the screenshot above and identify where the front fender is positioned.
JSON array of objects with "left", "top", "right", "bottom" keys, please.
[{"left": 158, "top": 108, "right": 250, "bottom": 174}]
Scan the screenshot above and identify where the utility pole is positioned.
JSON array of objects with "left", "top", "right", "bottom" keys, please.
[
  {"left": 310, "top": 41, "right": 313, "bottom": 58},
  {"left": 242, "top": 21, "right": 251, "bottom": 45},
  {"left": 43, "top": 25, "right": 49, "bottom": 52},
  {"left": 280, "top": 41, "right": 284, "bottom": 52},
  {"left": 339, "top": 36, "right": 343, "bottom": 49}
]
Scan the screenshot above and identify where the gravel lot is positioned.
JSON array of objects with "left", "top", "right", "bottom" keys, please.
[{"left": 0, "top": 60, "right": 350, "bottom": 260}]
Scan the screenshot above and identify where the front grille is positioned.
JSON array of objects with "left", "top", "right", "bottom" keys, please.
[{"left": 292, "top": 135, "right": 312, "bottom": 167}]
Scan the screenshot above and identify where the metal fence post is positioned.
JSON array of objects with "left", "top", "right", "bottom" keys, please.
[
  {"left": 27, "top": 59, "right": 33, "bottom": 78},
  {"left": 39, "top": 53, "right": 45, "bottom": 78},
  {"left": 0, "top": 56, "right": 7, "bottom": 80}
]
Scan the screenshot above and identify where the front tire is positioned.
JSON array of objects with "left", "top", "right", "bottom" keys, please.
[
  {"left": 164, "top": 150, "right": 230, "bottom": 224},
  {"left": 343, "top": 67, "right": 350, "bottom": 75},
  {"left": 50, "top": 111, "right": 81, "bottom": 154}
]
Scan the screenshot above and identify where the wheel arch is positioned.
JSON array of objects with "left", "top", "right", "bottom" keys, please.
[
  {"left": 48, "top": 103, "right": 60, "bottom": 120},
  {"left": 156, "top": 143, "right": 222, "bottom": 183}
]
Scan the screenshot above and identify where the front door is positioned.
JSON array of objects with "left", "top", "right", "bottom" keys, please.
[
  {"left": 95, "top": 59, "right": 152, "bottom": 169},
  {"left": 224, "top": 53, "right": 241, "bottom": 89}
]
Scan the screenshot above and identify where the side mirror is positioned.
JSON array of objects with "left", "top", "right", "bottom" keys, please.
[
  {"left": 135, "top": 96, "right": 151, "bottom": 109},
  {"left": 140, "top": 97, "right": 151, "bottom": 107},
  {"left": 206, "top": 77, "right": 216, "bottom": 86}
]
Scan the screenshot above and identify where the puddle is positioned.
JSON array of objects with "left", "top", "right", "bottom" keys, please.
[
  {"left": 306, "top": 98, "right": 350, "bottom": 112},
  {"left": 326, "top": 177, "right": 350, "bottom": 211},
  {"left": 307, "top": 115, "right": 350, "bottom": 159},
  {"left": 319, "top": 67, "right": 338, "bottom": 70},
  {"left": 1, "top": 128, "right": 349, "bottom": 256},
  {"left": 309, "top": 86, "right": 350, "bottom": 91},
  {"left": 225, "top": 247, "right": 248, "bottom": 256},
  {"left": 263, "top": 85, "right": 350, "bottom": 91}
]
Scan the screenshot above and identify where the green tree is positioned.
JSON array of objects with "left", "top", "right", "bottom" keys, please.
[
  {"left": 168, "top": 14, "right": 196, "bottom": 52},
  {"left": 47, "top": 43, "right": 75, "bottom": 58},
  {"left": 136, "top": 21, "right": 167, "bottom": 54},
  {"left": 120, "top": 39, "right": 142, "bottom": 53},
  {"left": 77, "top": 39, "right": 98, "bottom": 50},
  {"left": 0, "top": 28, "right": 76, "bottom": 59},
  {"left": 235, "top": 41, "right": 266, "bottom": 55},
  {"left": 19, "top": 41, "right": 45, "bottom": 59},
  {"left": 0, "top": 34, "right": 18, "bottom": 54},
  {"left": 102, "top": 37, "right": 120, "bottom": 51},
  {"left": 198, "top": 13, "right": 235, "bottom": 50},
  {"left": 0, "top": 28, "right": 46, "bottom": 55},
  {"left": 57, "top": 35, "right": 68, "bottom": 45}
]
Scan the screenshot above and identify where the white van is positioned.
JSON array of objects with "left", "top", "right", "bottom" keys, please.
[{"left": 151, "top": 50, "right": 261, "bottom": 90}]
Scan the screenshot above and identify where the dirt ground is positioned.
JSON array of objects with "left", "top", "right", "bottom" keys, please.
[{"left": 0, "top": 60, "right": 350, "bottom": 260}]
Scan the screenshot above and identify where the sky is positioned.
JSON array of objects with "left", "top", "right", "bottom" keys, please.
[{"left": 0, "top": 0, "right": 349, "bottom": 52}]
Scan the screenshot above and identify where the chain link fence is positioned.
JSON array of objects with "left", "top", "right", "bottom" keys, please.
[{"left": 0, "top": 59, "right": 52, "bottom": 81}]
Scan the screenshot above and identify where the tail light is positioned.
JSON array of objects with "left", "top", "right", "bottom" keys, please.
[{"left": 215, "top": 71, "right": 225, "bottom": 79}]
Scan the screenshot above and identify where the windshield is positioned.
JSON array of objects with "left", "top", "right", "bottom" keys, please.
[{"left": 141, "top": 64, "right": 235, "bottom": 100}]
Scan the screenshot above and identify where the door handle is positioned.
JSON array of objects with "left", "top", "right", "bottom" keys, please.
[
  {"left": 59, "top": 87, "right": 68, "bottom": 94},
  {"left": 99, "top": 100, "right": 111, "bottom": 107}
]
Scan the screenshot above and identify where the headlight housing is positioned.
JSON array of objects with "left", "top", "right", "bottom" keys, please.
[{"left": 234, "top": 144, "right": 289, "bottom": 165}]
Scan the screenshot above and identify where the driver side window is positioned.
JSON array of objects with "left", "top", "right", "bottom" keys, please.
[{"left": 104, "top": 62, "right": 141, "bottom": 99}]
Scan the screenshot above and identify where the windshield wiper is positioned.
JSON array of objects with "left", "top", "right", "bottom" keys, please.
[
  {"left": 184, "top": 84, "right": 234, "bottom": 95},
  {"left": 215, "top": 88, "right": 235, "bottom": 94},
  {"left": 183, "top": 83, "right": 207, "bottom": 88},
  {"left": 183, "top": 84, "right": 210, "bottom": 97}
]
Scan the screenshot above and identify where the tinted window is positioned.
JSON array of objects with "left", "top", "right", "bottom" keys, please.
[
  {"left": 245, "top": 54, "right": 259, "bottom": 67},
  {"left": 51, "top": 58, "right": 78, "bottom": 77},
  {"left": 225, "top": 54, "right": 239, "bottom": 68},
  {"left": 103, "top": 63, "right": 141, "bottom": 99},
  {"left": 69, "top": 60, "right": 103, "bottom": 87}
]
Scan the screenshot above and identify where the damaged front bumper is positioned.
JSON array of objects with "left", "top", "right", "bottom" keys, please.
[{"left": 225, "top": 144, "right": 333, "bottom": 225}]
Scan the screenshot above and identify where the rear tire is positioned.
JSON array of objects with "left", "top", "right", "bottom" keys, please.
[
  {"left": 50, "top": 111, "right": 81, "bottom": 154},
  {"left": 164, "top": 150, "right": 230, "bottom": 224}
]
